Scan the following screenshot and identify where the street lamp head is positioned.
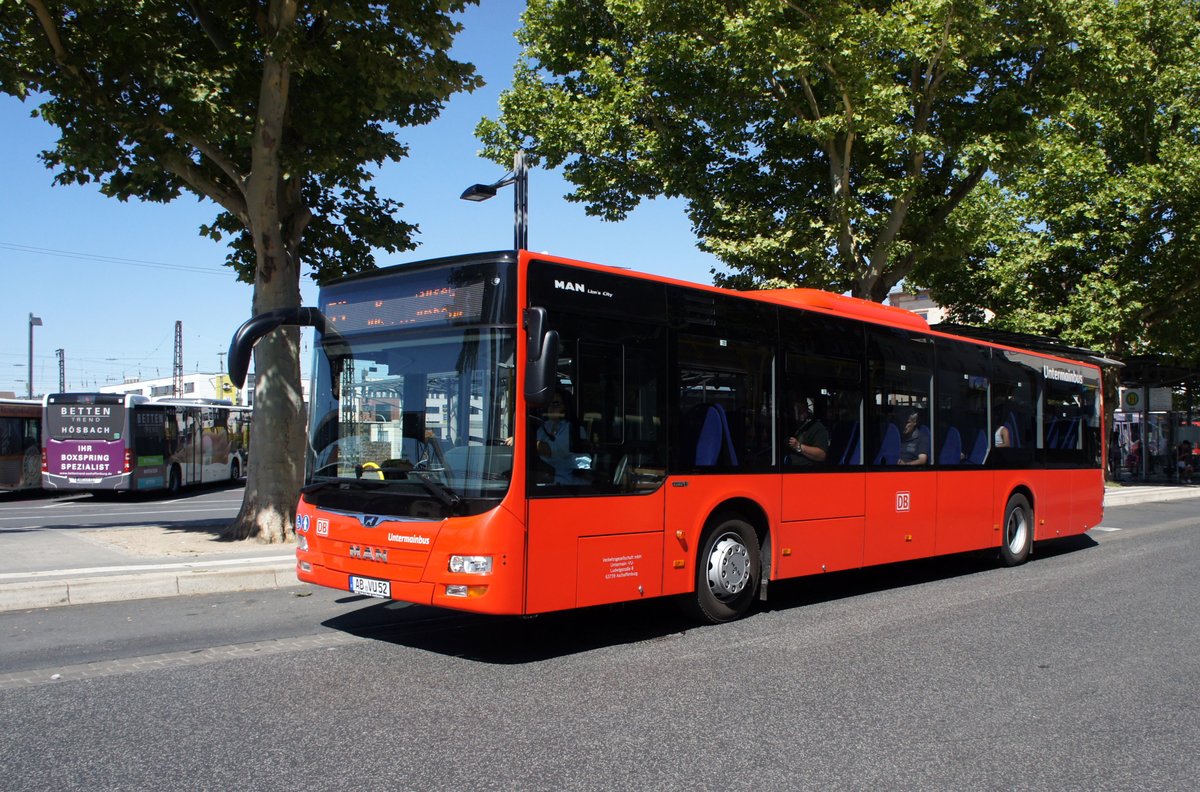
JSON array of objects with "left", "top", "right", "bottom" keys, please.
[
  {"left": 30, "top": 314, "right": 42, "bottom": 327},
  {"left": 460, "top": 151, "right": 528, "bottom": 250},
  {"left": 460, "top": 183, "right": 498, "bottom": 202}
]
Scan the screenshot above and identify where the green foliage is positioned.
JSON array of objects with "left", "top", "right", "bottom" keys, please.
[
  {"left": 920, "top": 0, "right": 1200, "bottom": 359},
  {"left": 0, "top": 0, "right": 481, "bottom": 282},
  {"left": 480, "top": 0, "right": 1098, "bottom": 300}
]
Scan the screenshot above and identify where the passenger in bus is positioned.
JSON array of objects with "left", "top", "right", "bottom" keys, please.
[
  {"left": 785, "top": 397, "right": 828, "bottom": 466},
  {"left": 897, "top": 411, "right": 930, "bottom": 466},
  {"left": 533, "top": 389, "right": 592, "bottom": 484}
]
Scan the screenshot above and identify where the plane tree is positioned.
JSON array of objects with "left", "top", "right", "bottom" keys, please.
[
  {"left": 0, "top": 1, "right": 481, "bottom": 541},
  {"left": 919, "top": 0, "right": 1200, "bottom": 362},
  {"left": 478, "top": 0, "right": 1102, "bottom": 301}
]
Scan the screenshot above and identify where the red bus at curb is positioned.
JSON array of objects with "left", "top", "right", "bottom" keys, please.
[{"left": 230, "top": 250, "right": 1103, "bottom": 624}]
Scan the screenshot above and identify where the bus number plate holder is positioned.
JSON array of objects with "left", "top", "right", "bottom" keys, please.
[{"left": 349, "top": 575, "right": 390, "bottom": 599}]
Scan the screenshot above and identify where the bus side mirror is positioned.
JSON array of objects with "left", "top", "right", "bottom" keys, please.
[
  {"left": 228, "top": 307, "right": 329, "bottom": 388},
  {"left": 523, "top": 307, "right": 559, "bottom": 407}
]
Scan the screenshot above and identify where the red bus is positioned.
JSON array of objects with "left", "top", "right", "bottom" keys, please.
[
  {"left": 0, "top": 398, "right": 42, "bottom": 492},
  {"left": 229, "top": 250, "right": 1104, "bottom": 623}
]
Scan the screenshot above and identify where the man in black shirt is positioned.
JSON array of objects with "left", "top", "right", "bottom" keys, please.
[{"left": 786, "top": 398, "right": 829, "bottom": 466}]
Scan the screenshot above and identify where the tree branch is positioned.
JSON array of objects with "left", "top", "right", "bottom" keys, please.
[
  {"left": 157, "top": 146, "right": 248, "bottom": 221},
  {"left": 24, "top": 0, "right": 77, "bottom": 77},
  {"left": 184, "top": 0, "right": 230, "bottom": 52}
]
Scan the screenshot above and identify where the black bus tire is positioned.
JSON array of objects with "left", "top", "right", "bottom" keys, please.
[
  {"left": 168, "top": 466, "right": 182, "bottom": 495},
  {"left": 686, "top": 513, "right": 761, "bottom": 624},
  {"left": 230, "top": 458, "right": 241, "bottom": 481},
  {"left": 1000, "top": 493, "right": 1032, "bottom": 566}
]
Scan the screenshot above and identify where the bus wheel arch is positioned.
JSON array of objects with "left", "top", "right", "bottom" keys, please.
[
  {"left": 686, "top": 498, "right": 768, "bottom": 624},
  {"left": 1000, "top": 489, "right": 1034, "bottom": 566}
]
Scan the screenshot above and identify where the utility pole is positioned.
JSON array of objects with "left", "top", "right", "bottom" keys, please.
[
  {"left": 56, "top": 348, "right": 65, "bottom": 393},
  {"left": 173, "top": 320, "right": 183, "bottom": 398},
  {"left": 27, "top": 314, "right": 42, "bottom": 399}
]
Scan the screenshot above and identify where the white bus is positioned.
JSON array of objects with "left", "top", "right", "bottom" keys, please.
[{"left": 42, "top": 393, "right": 250, "bottom": 494}]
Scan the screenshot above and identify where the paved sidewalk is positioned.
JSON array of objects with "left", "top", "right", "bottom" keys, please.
[
  {"left": 0, "top": 519, "right": 296, "bottom": 613},
  {"left": 1101, "top": 481, "right": 1200, "bottom": 507},
  {"left": 1, "top": 483, "right": 1196, "bottom": 613}
]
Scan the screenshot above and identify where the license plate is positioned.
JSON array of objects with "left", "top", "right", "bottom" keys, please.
[{"left": 349, "top": 575, "right": 391, "bottom": 599}]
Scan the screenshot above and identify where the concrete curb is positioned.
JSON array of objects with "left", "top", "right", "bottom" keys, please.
[
  {"left": 1104, "top": 487, "right": 1200, "bottom": 508},
  {"left": 0, "top": 559, "right": 298, "bottom": 613}
]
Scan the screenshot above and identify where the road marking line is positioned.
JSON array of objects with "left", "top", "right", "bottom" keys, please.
[{"left": 1093, "top": 526, "right": 1121, "bottom": 532}]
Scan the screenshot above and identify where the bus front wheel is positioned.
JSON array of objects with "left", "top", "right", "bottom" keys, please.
[
  {"left": 1000, "top": 493, "right": 1032, "bottom": 566},
  {"left": 687, "top": 513, "right": 761, "bottom": 624}
]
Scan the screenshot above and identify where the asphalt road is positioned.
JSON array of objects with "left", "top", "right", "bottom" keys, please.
[
  {"left": 1, "top": 498, "right": 1197, "bottom": 791},
  {"left": 0, "top": 484, "right": 244, "bottom": 532}
]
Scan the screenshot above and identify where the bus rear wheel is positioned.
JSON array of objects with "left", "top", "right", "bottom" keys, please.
[
  {"left": 230, "top": 458, "right": 241, "bottom": 481},
  {"left": 168, "top": 466, "right": 182, "bottom": 495},
  {"left": 1000, "top": 493, "right": 1032, "bottom": 566},
  {"left": 687, "top": 513, "right": 761, "bottom": 624}
]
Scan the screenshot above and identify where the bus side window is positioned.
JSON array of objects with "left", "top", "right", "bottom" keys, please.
[
  {"left": 867, "top": 328, "right": 932, "bottom": 467},
  {"left": 529, "top": 317, "right": 668, "bottom": 495},
  {"left": 780, "top": 311, "right": 864, "bottom": 469},
  {"left": 934, "top": 340, "right": 991, "bottom": 466},
  {"left": 676, "top": 334, "right": 772, "bottom": 471},
  {"left": 992, "top": 352, "right": 1037, "bottom": 468}
]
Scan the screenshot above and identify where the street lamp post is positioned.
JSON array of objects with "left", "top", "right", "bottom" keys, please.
[
  {"left": 460, "top": 150, "right": 529, "bottom": 250},
  {"left": 27, "top": 313, "right": 42, "bottom": 399}
]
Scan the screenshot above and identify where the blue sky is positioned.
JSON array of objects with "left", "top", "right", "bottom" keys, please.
[{"left": 1, "top": 3, "right": 721, "bottom": 397}]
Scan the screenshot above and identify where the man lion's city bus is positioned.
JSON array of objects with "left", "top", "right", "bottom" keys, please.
[
  {"left": 42, "top": 393, "right": 250, "bottom": 494},
  {"left": 229, "top": 250, "right": 1103, "bottom": 623}
]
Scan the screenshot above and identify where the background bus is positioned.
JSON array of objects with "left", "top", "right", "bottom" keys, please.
[
  {"left": 0, "top": 398, "right": 42, "bottom": 492},
  {"left": 229, "top": 250, "right": 1104, "bottom": 623},
  {"left": 42, "top": 393, "right": 250, "bottom": 494}
]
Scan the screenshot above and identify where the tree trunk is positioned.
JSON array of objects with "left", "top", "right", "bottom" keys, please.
[
  {"left": 222, "top": 0, "right": 303, "bottom": 543},
  {"left": 222, "top": 212, "right": 304, "bottom": 543},
  {"left": 224, "top": 321, "right": 305, "bottom": 543}
]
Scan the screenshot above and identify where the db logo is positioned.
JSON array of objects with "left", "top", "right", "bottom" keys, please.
[{"left": 896, "top": 491, "right": 911, "bottom": 512}]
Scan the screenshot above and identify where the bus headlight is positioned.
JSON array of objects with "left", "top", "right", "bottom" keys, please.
[
  {"left": 296, "top": 534, "right": 308, "bottom": 551},
  {"left": 448, "top": 555, "right": 492, "bottom": 575}
]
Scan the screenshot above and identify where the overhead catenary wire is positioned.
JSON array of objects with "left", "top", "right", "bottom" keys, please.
[{"left": 0, "top": 240, "right": 229, "bottom": 276}]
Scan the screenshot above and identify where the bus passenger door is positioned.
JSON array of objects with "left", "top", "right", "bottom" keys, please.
[
  {"left": 520, "top": 303, "right": 671, "bottom": 614},
  {"left": 179, "top": 409, "right": 202, "bottom": 487}
]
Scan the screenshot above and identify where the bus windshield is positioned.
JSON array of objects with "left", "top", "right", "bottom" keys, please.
[{"left": 306, "top": 258, "right": 516, "bottom": 517}]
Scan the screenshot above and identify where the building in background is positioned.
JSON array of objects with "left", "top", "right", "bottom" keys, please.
[
  {"left": 887, "top": 288, "right": 951, "bottom": 325},
  {"left": 95, "top": 372, "right": 310, "bottom": 412},
  {"left": 99, "top": 371, "right": 244, "bottom": 404}
]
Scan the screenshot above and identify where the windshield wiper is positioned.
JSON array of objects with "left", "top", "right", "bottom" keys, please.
[
  {"left": 411, "top": 472, "right": 464, "bottom": 514},
  {"left": 300, "top": 479, "right": 342, "bottom": 495}
]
